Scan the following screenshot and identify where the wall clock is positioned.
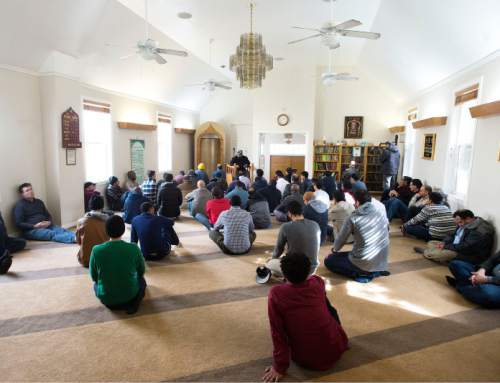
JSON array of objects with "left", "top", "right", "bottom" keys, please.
[{"left": 277, "top": 113, "right": 289, "bottom": 126}]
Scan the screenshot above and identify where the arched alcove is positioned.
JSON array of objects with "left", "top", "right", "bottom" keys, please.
[{"left": 194, "top": 122, "right": 225, "bottom": 176}]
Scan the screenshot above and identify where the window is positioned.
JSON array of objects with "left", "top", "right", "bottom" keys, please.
[
  {"left": 403, "top": 107, "right": 417, "bottom": 176},
  {"left": 445, "top": 84, "right": 479, "bottom": 199},
  {"left": 82, "top": 99, "right": 112, "bottom": 182},
  {"left": 157, "top": 113, "right": 173, "bottom": 172}
]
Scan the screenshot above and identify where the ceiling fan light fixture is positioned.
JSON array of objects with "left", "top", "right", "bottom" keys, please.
[{"left": 177, "top": 12, "right": 192, "bottom": 19}]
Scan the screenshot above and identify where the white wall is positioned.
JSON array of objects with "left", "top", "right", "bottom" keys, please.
[
  {"left": 0, "top": 69, "right": 46, "bottom": 233},
  {"left": 402, "top": 55, "right": 500, "bottom": 249}
]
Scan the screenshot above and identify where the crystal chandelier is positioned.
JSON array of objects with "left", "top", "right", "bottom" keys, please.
[{"left": 229, "top": 2, "right": 273, "bottom": 89}]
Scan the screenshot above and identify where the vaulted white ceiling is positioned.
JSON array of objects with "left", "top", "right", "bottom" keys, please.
[{"left": 1, "top": 0, "right": 500, "bottom": 109}]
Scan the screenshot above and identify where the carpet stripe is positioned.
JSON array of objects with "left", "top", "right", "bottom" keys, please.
[
  {"left": 0, "top": 257, "right": 441, "bottom": 338},
  {"left": 170, "top": 308, "right": 500, "bottom": 382}
]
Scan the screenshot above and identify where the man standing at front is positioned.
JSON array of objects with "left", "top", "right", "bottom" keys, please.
[{"left": 380, "top": 141, "right": 400, "bottom": 191}]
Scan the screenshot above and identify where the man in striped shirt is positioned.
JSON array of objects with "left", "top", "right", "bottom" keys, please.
[
  {"left": 141, "top": 170, "right": 157, "bottom": 204},
  {"left": 403, "top": 192, "right": 455, "bottom": 241}
]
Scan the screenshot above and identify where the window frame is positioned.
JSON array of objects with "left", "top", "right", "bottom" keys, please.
[{"left": 157, "top": 112, "right": 173, "bottom": 173}]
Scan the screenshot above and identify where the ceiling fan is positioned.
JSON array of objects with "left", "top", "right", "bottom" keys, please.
[
  {"left": 288, "top": 0, "right": 381, "bottom": 49},
  {"left": 118, "top": 0, "right": 188, "bottom": 64},
  {"left": 186, "top": 39, "right": 232, "bottom": 91},
  {"left": 321, "top": 49, "right": 358, "bottom": 86}
]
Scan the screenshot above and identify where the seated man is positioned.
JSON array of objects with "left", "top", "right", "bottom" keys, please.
[
  {"left": 415, "top": 209, "right": 494, "bottom": 265},
  {"left": 225, "top": 180, "right": 249, "bottom": 209},
  {"left": 238, "top": 170, "right": 251, "bottom": 191},
  {"left": 141, "top": 170, "right": 157, "bottom": 204},
  {"left": 90, "top": 215, "right": 146, "bottom": 314},
  {"left": 282, "top": 175, "right": 300, "bottom": 199},
  {"left": 196, "top": 187, "right": 230, "bottom": 230},
  {"left": 275, "top": 170, "right": 289, "bottom": 196},
  {"left": 124, "top": 170, "right": 139, "bottom": 192},
  {"left": 84, "top": 182, "right": 100, "bottom": 213},
  {"left": 123, "top": 187, "right": 149, "bottom": 224},
  {"left": 405, "top": 183, "right": 431, "bottom": 222},
  {"left": 105, "top": 176, "right": 124, "bottom": 211},
  {"left": 14, "top": 183, "right": 75, "bottom": 243},
  {"left": 185, "top": 180, "right": 212, "bottom": 218},
  {"left": 349, "top": 173, "right": 367, "bottom": 193},
  {"left": 312, "top": 179, "right": 332, "bottom": 209},
  {"left": 1, "top": 211, "right": 26, "bottom": 274},
  {"left": 321, "top": 171, "right": 337, "bottom": 200},
  {"left": 76, "top": 196, "right": 109, "bottom": 267},
  {"left": 195, "top": 163, "right": 210, "bottom": 184},
  {"left": 258, "top": 179, "right": 282, "bottom": 213},
  {"left": 209, "top": 195, "right": 256, "bottom": 255},
  {"left": 381, "top": 176, "right": 413, "bottom": 203},
  {"left": 131, "top": 202, "right": 180, "bottom": 260},
  {"left": 447, "top": 250, "right": 500, "bottom": 309},
  {"left": 324, "top": 190, "right": 390, "bottom": 283},
  {"left": 303, "top": 192, "right": 328, "bottom": 245},
  {"left": 248, "top": 189, "right": 272, "bottom": 229},
  {"left": 266, "top": 201, "right": 320, "bottom": 278},
  {"left": 384, "top": 178, "right": 420, "bottom": 222},
  {"left": 329, "top": 190, "right": 355, "bottom": 242},
  {"left": 211, "top": 164, "right": 226, "bottom": 180},
  {"left": 263, "top": 253, "right": 348, "bottom": 383},
  {"left": 402, "top": 192, "right": 456, "bottom": 242},
  {"left": 274, "top": 184, "right": 304, "bottom": 222},
  {"left": 252, "top": 169, "right": 268, "bottom": 192},
  {"left": 156, "top": 173, "right": 183, "bottom": 219},
  {"left": 174, "top": 170, "right": 186, "bottom": 185},
  {"left": 341, "top": 179, "right": 356, "bottom": 206}
]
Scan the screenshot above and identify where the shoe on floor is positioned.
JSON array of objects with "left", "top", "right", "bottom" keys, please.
[
  {"left": 414, "top": 246, "right": 425, "bottom": 254},
  {"left": 446, "top": 276, "right": 457, "bottom": 287}
]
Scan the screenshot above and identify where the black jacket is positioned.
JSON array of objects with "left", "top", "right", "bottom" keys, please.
[
  {"left": 157, "top": 182, "right": 183, "bottom": 218},
  {"left": 444, "top": 217, "right": 495, "bottom": 265},
  {"left": 303, "top": 200, "right": 329, "bottom": 244},
  {"left": 321, "top": 175, "right": 337, "bottom": 200},
  {"left": 257, "top": 185, "right": 282, "bottom": 212}
]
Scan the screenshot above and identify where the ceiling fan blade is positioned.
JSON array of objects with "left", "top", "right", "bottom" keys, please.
[
  {"left": 333, "top": 19, "right": 362, "bottom": 31},
  {"left": 153, "top": 53, "right": 167, "bottom": 64},
  {"left": 185, "top": 83, "right": 206, "bottom": 87},
  {"left": 339, "top": 30, "right": 381, "bottom": 40},
  {"left": 336, "top": 74, "right": 359, "bottom": 81},
  {"left": 291, "top": 26, "right": 322, "bottom": 32},
  {"left": 288, "top": 33, "right": 322, "bottom": 45},
  {"left": 119, "top": 53, "right": 137, "bottom": 60},
  {"left": 214, "top": 83, "right": 232, "bottom": 90},
  {"left": 156, "top": 48, "right": 188, "bottom": 57}
]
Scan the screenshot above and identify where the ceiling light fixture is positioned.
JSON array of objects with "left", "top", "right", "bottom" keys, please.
[
  {"left": 177, "top": 12, "right": 192, "bottom": 19},
  {"left": 229, "top": 2, "right": 273, "bottom": 89}
]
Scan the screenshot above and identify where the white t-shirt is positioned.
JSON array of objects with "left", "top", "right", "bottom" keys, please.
[
  {"left": 276, "top": 178, "right": 289, "bottom": 195},
  {"left": 314, "top": 189, "right": 331, "bottom": 209}
]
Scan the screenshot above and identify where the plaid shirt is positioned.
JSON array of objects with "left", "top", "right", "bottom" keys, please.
[
  {"left": 141, "top": 179, "right": 157, "bottom": 203},
  {"left": 214, "top": 207, "right": 254, "bottom": 254}
]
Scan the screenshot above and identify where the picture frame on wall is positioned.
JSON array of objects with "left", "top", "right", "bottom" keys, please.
[
  {"left": 66, "top": 149, "right": 76, "bottom": 166},
  {"left": 344, "top": 116, "right": 363, "bottom": 139},
  {"left": 422, "top": 133, "right": 436, "bottom": 160}
]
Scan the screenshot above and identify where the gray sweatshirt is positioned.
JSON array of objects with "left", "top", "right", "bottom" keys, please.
[
  {"left": 272, "top": 218, "right": 320, "bottom": 273},
  {"left": 333, "top": 202, "right": 389, "bottom": 272}
]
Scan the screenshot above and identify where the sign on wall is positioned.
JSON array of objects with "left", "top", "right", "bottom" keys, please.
[
  {"left": 344, "top": 116, "right": 364, "bottom": 139},
  {"left": 61, "top": 107, "right": 82, "bottom": 148},
  {"left": 130, "top": 139, "right": 145, "bottom": 183}
]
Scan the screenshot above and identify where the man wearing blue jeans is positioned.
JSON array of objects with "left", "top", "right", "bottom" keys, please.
[
  {"left": 14, "top": 183, "right": 75, "bottom": 244},
  {"left": 447, "top": 251, "right": 500, "bottom": 308},
  {"left": 324, "top": 190, "right": 390, "bottom": 283}
]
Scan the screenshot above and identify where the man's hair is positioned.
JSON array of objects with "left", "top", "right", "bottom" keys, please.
[
  {"left": 217, "top": 164, "right": 223, "bottom": 170},
  {"left": 164, "top": 173, "right": 173, "bottom": 182},
  {"left": 212, "top": 186, "right": 224, "bottom": 199},
  {"left": 423, "top": 185, "right": 433, "bottom": 194},
  {"left": 106, "top": 215, "right": 125, "bottom": 238},
  {"left": 350, "top": 173, "right": 360, "bottom": 181},
  {"left": 127, "top": 170, "right": 136, "bottom": 180},
  {"left": 108, "top": 176, "right": 118, "bottom": 185},
  {"left": 287, "top": 200, "right": 303, "bottom": 216},
  {"left": 301, "top": 171, "right": 309, "bottom": 178},
  {"left": 342, "top": 179, "right": 352, "bottom": 191},
  {"left": 291, "top": 183, "right": 300, "bottom": 193},
  {"left": 140, "top": 201, "right": 153, "bottom": 213},
  {"left": 236, "top": 180, "right": 246, "bottom": 189},
  {"left": 411, "top": 178, "right": 423, "bottom": 189},
  {"left": 84, "top": 182, "right": 95, "bottom": 189},
  {"left": 333, "top": 190, "right": 346, "bottom": 202},
  {"left": 133, "top": 186, "right": 143, "bottom": 195},
  {"left": 353, "top": 189, "right": 372, "bottom": 205},
  {"left": 230, "top": 195, "right": 242, "bottom": 207},
  {"left": 147, "top": 170, "right": 156, "bottom": 178},
  {"left": 291, "top": 175, "right": 300, "bottom": 184},
  {"left": 324, "top": 171, "right": 332, "bottom": 176},
  {"left": 429, "top": 191, "right": 443, "bottom": 204},
  {"left": 312, "top": 178, "right": 323, "bottom": 189},
  {"left": 197, "top": 180, "right": 206, "bottom": 188},
  {"left": 89, "top": 195, "right": 104, "bottom": 211},
  {"left": 256, "top": 169, "right": 264, "bottom": 177},
  {"left": 303, "top": 191, "right": 315, "bottom": 202},
  {"left": 453, "top": 209, "right": 475, "bottom": 219},
  {"left": 403, "top": 176, "right": 413, "bottom": 183},
  {"left": 280, "top": 252, "right": 311, "bottom": 284},
  {"left": 275, "top": 170, "right": 284, "bottom": 178},
  {"left": 18, "top": 183, "right": 31, "bottom": 193}
]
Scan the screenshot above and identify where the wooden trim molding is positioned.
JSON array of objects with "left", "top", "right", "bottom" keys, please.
[
  {"left": 469, "top": 100, "right": 500, "bottom": 119},
  {"left": 412, "top": 117, "right": 447, "bottom": 129},
  {"left": 175, "top": 128, "right": 195, "bottom": 135},
  {"left": 117, "top": 122, "right": 156, "bottom": 131},
  {"left": 389, "top": 126, "right": 405, "bottom": 133}
]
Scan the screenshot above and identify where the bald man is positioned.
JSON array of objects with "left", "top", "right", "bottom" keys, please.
[{"left": 185, "top": 180, "right": 212, "bottom": 218}]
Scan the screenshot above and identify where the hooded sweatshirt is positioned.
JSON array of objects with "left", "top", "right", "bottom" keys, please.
[
  {"left": 333, "top": 202, "right": 389, "bottom": 272},
  {"left": 380, "top": 143, "right": 400, "bottom": 175},
  {"left": 443, "top": 217, "right": 495, "bottom": 265},
  {"left": 76, "top": 211, "right": 109, "bottom": 267},
  {"left": 304, "top": 199, "right": 329, "bottom": 244}
]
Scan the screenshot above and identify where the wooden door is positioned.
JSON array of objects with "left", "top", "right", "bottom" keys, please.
[{"left": 270, "top": 156, "right": 305, "bottom": 177}]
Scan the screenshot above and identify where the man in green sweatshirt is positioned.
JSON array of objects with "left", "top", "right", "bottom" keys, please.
[{"left": 89, "top": 215, "right": 146, "bottom": 314}]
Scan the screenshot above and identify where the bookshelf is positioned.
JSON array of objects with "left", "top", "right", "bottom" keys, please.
[{"left": 313, "top": 144, "right": 384, "bottom": 192}]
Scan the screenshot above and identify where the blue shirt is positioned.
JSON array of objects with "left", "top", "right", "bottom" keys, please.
[
  {"left": 225, "top": 187, "right": 249, "bottom": 209},
  {"left": 123, "top": 192, "right": 150, "bottom": 224},
  {"left": 131, "top": 213, "right": 179, "bottom": 257},
  {"left": 352, "top": 180, "right": 368, "bottom": 192},
  {"left": 453, "top": 227, "right": 465, "bottom": 245}
]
